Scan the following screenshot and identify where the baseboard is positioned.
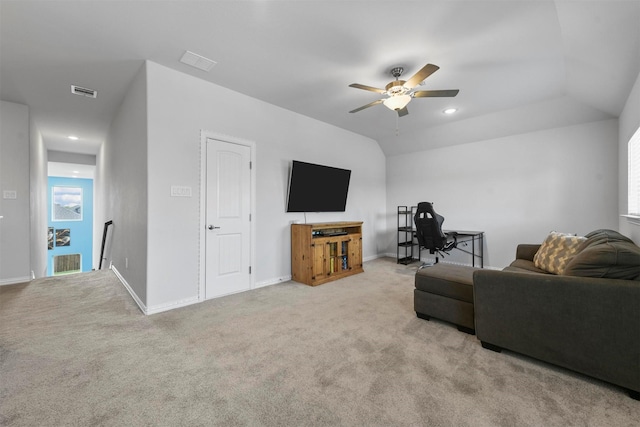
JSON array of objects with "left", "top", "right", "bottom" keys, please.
[
  {"left": 421, "top": 257, "right": 468, "bottom": 267},
  {"left": 364, "top": 253, "right": 387, "bottom": 262},
  {"left": 111, "top": 266, "right": 147, "bottom": 314},
  {"left": 418, "top": 257, "right": 492, "bottom": 269},
  {"left": 0, "top": 276, "right": 31, "bottom": 286},
  {"left": 146, "top": 296, "right": 200, "bottom": 315},
  {"left": 382, "top": 252, "right": 397, "bottom": 258},
  {"left": 111, "top": 257, "right": 409, "bottom": 315},
  {"left": 255, "top": 256, "right": 385, "bottom": 288},
  {"left": 111, "top": 266, "right": 202, "bottom": 315},
  {"left": 388, "top": 253, "right": 500, "bottom": 270},
  {"left": 256, "top": 275, "right": 291, "bottom": 289}
]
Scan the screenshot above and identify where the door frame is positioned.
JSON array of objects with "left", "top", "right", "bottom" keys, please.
[{"left": 199, "top": 130, "right": 256, "bottom": 301}]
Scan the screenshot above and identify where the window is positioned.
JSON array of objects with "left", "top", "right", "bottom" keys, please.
[
  {"left": 629, "top": 127, "right": 640, "bottom": 216},
  {"left": 52, "top": 186, "right": 83, "bottom": 221}
]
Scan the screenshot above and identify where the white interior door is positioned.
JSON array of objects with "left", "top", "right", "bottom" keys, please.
[{"left": 205, "top": 138, "right": 251, "bottom": 299}]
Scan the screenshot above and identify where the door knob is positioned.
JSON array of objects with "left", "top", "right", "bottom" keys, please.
[{"left": 208, "top": 225, "right": 221, "bottom": 230}]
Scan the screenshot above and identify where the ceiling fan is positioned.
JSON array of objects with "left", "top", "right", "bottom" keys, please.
[{"left": 348, "top": 63, "right": 459, "bottom": 117}]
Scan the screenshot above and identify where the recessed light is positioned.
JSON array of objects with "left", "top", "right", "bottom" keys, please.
[
  {"left": 443, "top": 108, "right": 457, "bottom": 115},
  {"left": 68, "top": 135, "right": 79, "bottom": 140}
]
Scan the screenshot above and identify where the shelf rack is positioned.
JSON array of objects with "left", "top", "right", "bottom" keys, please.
[{"left": 397, "top": 205, "right": 419, "bottom": 264}]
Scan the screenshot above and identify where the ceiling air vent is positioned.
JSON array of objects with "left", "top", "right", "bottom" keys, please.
[
  {"left": 71, "top": 85, "right": 97, "bottom": 98},
  {"left": 180, "top": 50, "right": 217, "bottom": 72}
]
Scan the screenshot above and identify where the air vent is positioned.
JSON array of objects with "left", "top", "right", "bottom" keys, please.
[
  {"left": 71, "top": 85, "right": 97, "bottom": 98},
  {"left": 54, "top": 254, "right": 81, "bottom": 275},
  {"left": 180, "top": 50, "right": 217, "bottom": 72}
]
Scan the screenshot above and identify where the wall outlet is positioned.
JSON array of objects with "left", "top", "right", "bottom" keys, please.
[{"left": 3, "top": 190, "right": 17, "bottom": 199}]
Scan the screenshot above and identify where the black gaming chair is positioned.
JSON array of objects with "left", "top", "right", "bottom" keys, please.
[{"left": 414, "top": 202, "right": 457, "bottom": 265}]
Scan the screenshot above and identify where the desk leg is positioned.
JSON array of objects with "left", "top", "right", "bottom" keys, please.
[
  {"left": 480, "top": 233, "right": 484, "bottom": 268},
  {"left": 471, "top": 236, "right": 476, "bottom": 267}
]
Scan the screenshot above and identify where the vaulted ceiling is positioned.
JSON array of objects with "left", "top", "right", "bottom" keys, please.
[{"left": 1, "top": 1, "right": 639, "bottom": 157}]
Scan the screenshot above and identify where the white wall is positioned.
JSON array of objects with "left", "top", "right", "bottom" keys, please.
[
  {"left": 29, "top": 123, "right": 47, "bottom": 278},
  {"left": 144, "top": 61, "right": 386, "bottom": 310},
  {"left": 0, "top": 101, "right": 31, "bottom": 284},
  {"left": 103, "top": 63, "right": 149, "bottom": 304},
  {"left": 619, "top": 71, "right": 640, "bottom": 244},
  {"left": 48, "top": 150, "right": 96, "bottom": 165},
  {"left": 386, "top": 119, "right": 619, "bottom": 269},
  {"left": 94, "top": 136, "right": 107, "bottom": 270}
]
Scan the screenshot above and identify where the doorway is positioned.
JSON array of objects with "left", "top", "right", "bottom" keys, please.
[
  {"left": 201, "top": 133, "right": 255, "bottom": 299},
  {"left": 47, "top": 163, "right": 95, "bottom": 276}
]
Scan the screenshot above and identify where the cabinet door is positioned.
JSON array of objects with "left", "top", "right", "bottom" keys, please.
[
  {"left": 312, "top": 241, "right": 327, "bottom": 281},
  {"left": 339, "top": 238, "right": 350, "bottom": 272},
  {"left": 349, "top": 234, "right": 362, "bottom": 269},
  {"left": 326, "top": 241, "right": 339, "bottom": 274},
  {"left": 325, "top": 236, "right": 351, "bottom": 274}
]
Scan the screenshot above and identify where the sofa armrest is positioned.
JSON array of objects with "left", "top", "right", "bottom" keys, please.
[
  {"left": 473, "top": 269, "right": 640, "bottom": 392},
  {"left": 515, "top": 244, "right": 540, "bottom": 262}
]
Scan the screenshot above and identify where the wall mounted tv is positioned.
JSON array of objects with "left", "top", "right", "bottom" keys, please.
[{"left": 286, "top": 160, "right": 351, "bottom": 212}]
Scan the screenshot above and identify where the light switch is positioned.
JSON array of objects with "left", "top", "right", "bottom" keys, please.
[
  {"left": 170, "top": 186, "right": 192, "bottom": 197},
  {"left": 3, "top": 190, "right": 17, "bottom": 199}
]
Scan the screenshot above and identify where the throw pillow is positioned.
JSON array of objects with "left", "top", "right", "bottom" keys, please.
[
  {"left": 533, "top": 231, "right": 587, "bottom": 275},
  {"left": 563, "top": 229, "right": 640, "bottom": 280}
]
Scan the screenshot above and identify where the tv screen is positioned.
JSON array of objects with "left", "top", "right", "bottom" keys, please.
[{"left": 286, "top": 161, "right": 351, "bottom": 212}]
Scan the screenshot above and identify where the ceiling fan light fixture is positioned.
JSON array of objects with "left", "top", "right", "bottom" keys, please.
[
  {"left": 383, "top": 94, "right": 411, "bottom": 111},
  {"left": 348, "top": 63, "right": 458, "bottom": 117},
  {"left": 385, "top": 80, "right": 408, "bottom": 95}
]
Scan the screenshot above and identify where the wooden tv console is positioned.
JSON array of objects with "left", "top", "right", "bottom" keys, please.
[{"left": 291, "top": 221, "right": 363, "bottom": 286}]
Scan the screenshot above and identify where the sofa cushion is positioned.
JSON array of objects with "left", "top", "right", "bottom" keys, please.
[
  {"left": 415, "top": 264, "right": 477, "bottom": 302},
  {"left": 507, "top": 259, "right": 551, "bottom": 274},
  {"left": 533, "top": 232, "right": 586, "bottom": 275},
  {"left": 580, "top": 229, "right": 634, "bottom": 245},
  {"left": 563, "top": 229, "right": 640, "bottom": 280}
]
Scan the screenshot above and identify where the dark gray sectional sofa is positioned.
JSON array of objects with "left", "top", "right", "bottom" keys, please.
[{"left": 473, "top": 229, "right": 640, "bottom": 399}]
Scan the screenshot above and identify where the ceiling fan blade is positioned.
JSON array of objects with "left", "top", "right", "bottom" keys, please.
[
  {"left": 413, "top": 89, "right": 460, "bottom": 98},
  {"left": 349, "top": 83, "right": 386, "bottom": 94},
  {"left": 397, "top": 107, "right": 409, "bottom": 117},
  {"left": 349, "top": 99, "right": 384, "bottom": 113},
  {"left": 403, "top": 63, "right": 440, "bottom": 89}
]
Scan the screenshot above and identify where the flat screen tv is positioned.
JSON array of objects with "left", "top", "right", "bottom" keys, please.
[{"left": 286, "top": 160, "right": 351, "bottom": 212}]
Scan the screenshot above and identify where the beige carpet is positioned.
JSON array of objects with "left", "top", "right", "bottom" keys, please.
[{"left": 1, "top": 258, "right": 638, "bottom": 426}]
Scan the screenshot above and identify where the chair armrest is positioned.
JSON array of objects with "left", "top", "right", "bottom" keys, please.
[
  {"left": 473, "top": 269, "right": 640, "bottom": 392},
  {"left": 515, "top": 244, "right": 540, "bottom": 261}
]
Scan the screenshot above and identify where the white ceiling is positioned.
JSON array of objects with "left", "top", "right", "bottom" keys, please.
[{"left": 1, "top": 1, "right": 639, "bottom": 157}]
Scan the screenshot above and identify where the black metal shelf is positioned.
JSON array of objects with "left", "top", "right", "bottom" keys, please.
[
  {"left": 397, "top": 205, "right": 419, "bottom": 264},
  {"left": 397, "top": 256, "right": 415, "bottom": 265}
]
